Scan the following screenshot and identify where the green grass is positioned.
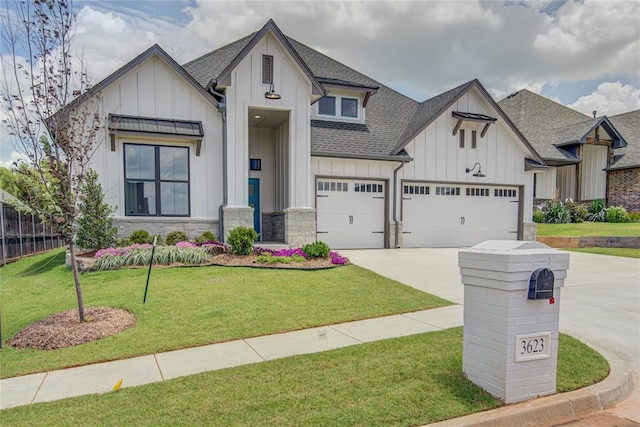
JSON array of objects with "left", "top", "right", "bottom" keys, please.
[
  {"left": 536, "top": 222, "right": 640, "bottom": 236},
  {"left": 0, "top": 250, "right": 450, "bottom": 378},
  {"left": 0, "top": 329, "right": 609, "bottom": 427},
  {"left": 564, "top": 247, "right": 640, "bottom": 259}
]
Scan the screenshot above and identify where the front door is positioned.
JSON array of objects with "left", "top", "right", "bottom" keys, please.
[{"left": 248, "top": 178, "right": 260, "bottom": 237}]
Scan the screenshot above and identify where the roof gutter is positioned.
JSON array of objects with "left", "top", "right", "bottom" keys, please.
[
  {"left": 208, "top": 81, "right": 228, "bottom": 241},
  {"left": 393, "top": 160, "right": 409, "bottom": 248}
]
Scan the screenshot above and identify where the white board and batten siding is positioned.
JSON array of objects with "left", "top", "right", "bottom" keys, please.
[
  {"left": 94, "top": 55, "right": 223, "bottom": 219},
  {"left": 399, "top": 87, "right": 533, "bottom": 247},
  {"left": 581, "top": 144, "right": 608, "bottom": 201},
  {"left": 534, "top": 168, "right": 557, "bottom": 200},
  {"left": 225, "top": 33, "right": 313, "bottom": 208}
]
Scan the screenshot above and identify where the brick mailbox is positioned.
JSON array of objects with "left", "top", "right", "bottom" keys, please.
[{"left": 458, "top": 240, "right": 570, "bottom": 404}]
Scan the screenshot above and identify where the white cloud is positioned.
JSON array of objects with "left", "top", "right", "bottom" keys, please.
[{"left": 568, "top": 82, "right": 640, "bottom": 116}]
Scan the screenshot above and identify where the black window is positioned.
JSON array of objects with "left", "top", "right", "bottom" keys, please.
[
  {"left": 471, "top": 130, "right": 477, "bottom": 149},
  {"left": 341, "top": 98, "right": 358, "bottom": 117},
  {"left": 124, "top": 144, "right": 190, "bottom": 216},
  {"left": 318, "top": 96, "right": 336, "bottom": 116},
  {"left": 459, "top": 129, "right": 465, "bottom": 148}
]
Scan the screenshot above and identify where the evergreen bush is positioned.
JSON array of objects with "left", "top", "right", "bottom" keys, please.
[
  {"left": 195, "top": 231, "right": 217, "bottom": 244},
  {"left": 76, "top": 170, "right": 117, "bottom": 250},
  {"left": 303, "top": 241, "right": 330, "bottom": 258},
  {"left": 605, "top": 206, "right": 629, "bottom": 223},
  {"left": 130, "top": 229, "right": 151, "bottom": 244},
  {"left": 532, "top": 210, "right": 545, "bottom": 223},
  {"left": 166, "top": 231, "right": 189, "bottom": 246},
  {"left": 227, "top": 227, "right": 258, "bottom": 255}
]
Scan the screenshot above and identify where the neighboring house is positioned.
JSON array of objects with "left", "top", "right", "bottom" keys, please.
[
  {"left": 608, "top": 111, "right": 640, "bottom": 212},
  {"left": 498, "top": 90, "right": 633, "bottom": 209},
  {"left": 87, "top": 19, "right": 544, "bottom": 249}
]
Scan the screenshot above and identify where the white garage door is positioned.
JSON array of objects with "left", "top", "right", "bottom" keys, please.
[
  {"left": 316, "top": 178, "right": 386, "bottom": 249},
  {"left": 402, "top": 182, "right": 519, "bottom": 248}
]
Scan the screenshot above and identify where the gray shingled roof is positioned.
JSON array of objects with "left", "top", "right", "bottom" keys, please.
[
  {"left": 183, "top": 33, "right": 255, "bottom": 89},
  {"left": 609, "top": 110, "right": 640, "bottom": 170},
  {"left": 182, "top": 31, "right": 419, "bottom": 160},
  {"left": 498, "top": 89, "right": 591, "bottom": 163},
  {"left": 180, "top": 24, "right": 539, "bottom": 162},
  {"left": 392, "top": 81, "right": 475, "bottom": 153}
]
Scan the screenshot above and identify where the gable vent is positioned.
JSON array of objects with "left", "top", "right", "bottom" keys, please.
[{"left": 262, "top": 55, "right": 273, "bottom": 85}]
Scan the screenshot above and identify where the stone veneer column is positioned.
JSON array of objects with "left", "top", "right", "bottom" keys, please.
[
  {"left": 283, "top": 207, "right": 316, "bottom": 247},
  {"left": 458, "top": 240, "right": 570, "bottom": 404},
  {"left": 221, "top": 206, "right": 254, "bottom": 242}
]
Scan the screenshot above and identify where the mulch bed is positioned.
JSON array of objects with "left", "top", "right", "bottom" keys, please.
[{"left": 7, "top": 307, "right": 137, "bottom": 350}]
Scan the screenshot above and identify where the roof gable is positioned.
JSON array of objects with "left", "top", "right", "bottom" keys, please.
[
  {"left": 608, "top": 110, "right": 640, "bottom": 170},
  {"left": 95, "top": 44, "right": 219, "bottom": 108},
  {"left": 213, "top": 19, "right": 324, "bottom": 97},
  {"left": 392, "top": 80, "right": 543, "bottom": 163},
  {"left": 499, "top": 90, "right": 628, "bottom": 163}
]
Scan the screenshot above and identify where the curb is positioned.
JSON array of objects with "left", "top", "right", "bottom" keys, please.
[{"left": 425, "top": 350, "right": 634, "bottom": 427}]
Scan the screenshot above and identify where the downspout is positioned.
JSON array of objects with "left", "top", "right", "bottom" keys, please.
[
  {"left": 393, "top": 161, "right": 408, "bottom": 248},
  {"left": 208, "top": 82, "right": 227, "bottom": 242}
]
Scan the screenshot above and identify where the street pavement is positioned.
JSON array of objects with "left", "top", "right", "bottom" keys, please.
[{"left": 341, "top": 247, "right": 640, "bottom": 425}]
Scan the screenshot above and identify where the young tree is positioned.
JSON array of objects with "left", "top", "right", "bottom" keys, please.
[
  {"left": 1, "top": 0, "right": 104, "bottom": 322},
  {"left": 76, "top": 169, "right": 117, "bottom": 250}
]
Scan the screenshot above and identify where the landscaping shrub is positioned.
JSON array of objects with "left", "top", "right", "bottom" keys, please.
[
  {"left": 303, "top": 241, "right": 330, "bottom": 258},
  {"left": 628, "top": 212, "right": 640, "bottom": 223},
  {"left": 605, "top": 206, "right": 629, "bottom": 223},
  {"left": 129, "top": 229, "right": 151, "bottom": 244},
  {"left": 565, "top": 200, "right": 588, "bottom": 223},
  {"left": 195, "top": 231, "right": 217, "bottom": 244},
  {"left": 545, "top": 200, "right": 571, "bottom": 224},
  {"left": 227, "top": 226, "right": 258, "bottom": 255},
  {"left": 532, "top": 210, "right": 545, "bottom": 223},
  {"left": 94, "top": 245, "right": 209, "bottom": 270},
  {"left": 166, "top": 231, "right": 189, "bottom": 246},
  {"left": 586, "top": 199, "right": 606, "bottom": 222},
  {"left": 76, "top": 170, "right": 117, "bottom": 250}
]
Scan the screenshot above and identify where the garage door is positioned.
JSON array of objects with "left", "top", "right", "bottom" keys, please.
[
  {"left": 402, "top": 182, "right": 519, "bottom": 247},
  {"left": 316, "top": 178, "right": 386, "bottom": 249}
]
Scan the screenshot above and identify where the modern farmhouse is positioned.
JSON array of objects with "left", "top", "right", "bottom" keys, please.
[{"left": 88, "top": 19, "right": 551, "bottom": 249}]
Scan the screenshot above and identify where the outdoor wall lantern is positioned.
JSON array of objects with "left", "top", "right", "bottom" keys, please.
[
  {"left": 264, "top": 83, "right": 281, "bottom": 100},
  {"left": 465, "top": 162, "right": 485, "bottom": 177}
]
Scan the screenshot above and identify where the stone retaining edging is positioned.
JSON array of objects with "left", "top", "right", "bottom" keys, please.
[{"left": 536, "top": 236, "right": 640, "bottom": 249}]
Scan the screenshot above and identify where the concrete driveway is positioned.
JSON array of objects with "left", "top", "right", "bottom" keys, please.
[{"left": 341, "top": 247, "right": 640, "bottom": 422}]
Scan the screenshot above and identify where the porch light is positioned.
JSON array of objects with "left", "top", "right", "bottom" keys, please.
[
  {"left": 264, "top": 83, "right": 281, "bottom": 100},
  {"left": 465, "top": 162, "right": 485, "bottom": 177}
]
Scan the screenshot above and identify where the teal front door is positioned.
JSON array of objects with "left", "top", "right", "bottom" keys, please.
[{"left": 248, "top": 178, "right": 260, "bottom": 236}]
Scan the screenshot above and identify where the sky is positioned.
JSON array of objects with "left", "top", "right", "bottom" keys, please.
[{"left": 1, "top": 0, "right": 639, "bottom": 168}]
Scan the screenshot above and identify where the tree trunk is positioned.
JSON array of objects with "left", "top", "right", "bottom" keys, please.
[{"left": 68, "top": 241, "right": 86, "bottom": 322}]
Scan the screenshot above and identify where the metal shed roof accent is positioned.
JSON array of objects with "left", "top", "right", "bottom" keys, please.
[{"left": 108, "top": 114, "right": 205, "bottom": 155}]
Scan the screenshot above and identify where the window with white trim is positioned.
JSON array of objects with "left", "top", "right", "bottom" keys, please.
[{"left": 315, "top": 92, "right": 363, "bottom": 121}]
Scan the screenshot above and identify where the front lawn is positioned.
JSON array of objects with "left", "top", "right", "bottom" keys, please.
[
  {"left": 0, "top": 250, "right": 450, "bottom": 378},
  {"left": 0, "top": 330, "right": 608, "bottom": 426},
  {"left": 536, "top": 222, "right": 640, "bottom": 236}
]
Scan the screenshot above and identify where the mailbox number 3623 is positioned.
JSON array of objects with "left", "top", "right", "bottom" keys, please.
[{"left": 520, "top": 338, "right": 544, "bottom": 355}]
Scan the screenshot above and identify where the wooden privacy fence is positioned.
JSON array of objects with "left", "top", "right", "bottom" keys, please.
[{"left": 1, "top": 198, "right": 63, "bottom": 266}]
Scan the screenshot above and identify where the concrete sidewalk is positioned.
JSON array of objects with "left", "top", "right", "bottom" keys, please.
[{"left": 0, "top": 305, "right": 463, "bottom": 409}]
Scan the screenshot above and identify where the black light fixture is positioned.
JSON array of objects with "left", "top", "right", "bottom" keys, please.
[
  {"left": 465, "top": 162, "right": 485, "bottom": 177},
  {"left": 264, "top": 83, "right": 281, "bottom": 100}
]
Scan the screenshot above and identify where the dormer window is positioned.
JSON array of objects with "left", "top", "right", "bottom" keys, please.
[
  {"left": 341, "top": 98, "right": 358, "bottom": 118},
  {"left": 316, "top": 93, "right": 362, "bottom": 121},
  {"left": 318, "top": 96, "right": 336, "bottom": 116}
]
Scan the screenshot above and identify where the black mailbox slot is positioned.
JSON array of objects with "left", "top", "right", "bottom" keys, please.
[{"left": 528, "top": 268, "right": 554, "bottom": 300}]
